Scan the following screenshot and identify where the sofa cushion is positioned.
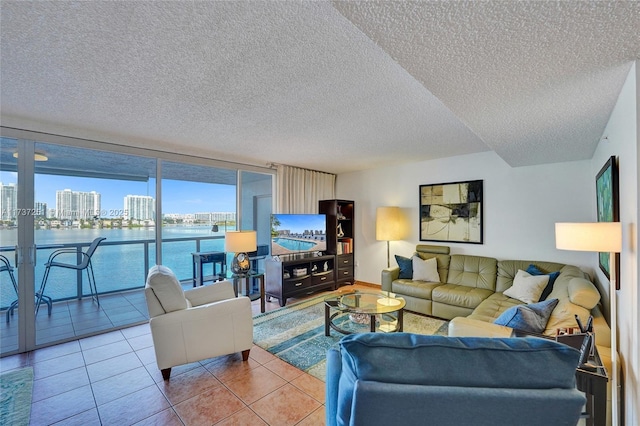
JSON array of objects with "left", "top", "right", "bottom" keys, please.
[
  {"left": 447, "top": 255, "right": 497, "bottom": 290},
  {"left": 503, "top": 270, "right": 549, "bottom": 304},
  {"left": 412, "top": 256, "right": 440, "bottom": 282},
  {"left": 544, "top": 298, "right": 591, "bottom": 335},
  {"left": 568, "top": 277, "right": 600, "bottom": 309},
  {"left": 432, "top": 284, "right": 494, "bottom": 309},
  {"left": 338, "top": 333, "right": 579, "bottom": 390},
  {"left": 496, "top": 260, "right": 565, "bottom": 293},
  {"left": 395, "top": 255, "right": 413, "bottom": 279},
  {"left": 468, "top": 293, "right": 524, "bottom": 323},
  {"left": 145, "top": 265, "right": 188, "bottom": 313},
  {"left": 526, "top": 264, "right": 560, "bottom": 301},
  {"left": 391, "top": 280, "right": 442, "bottom": 300},
  {"left": 335, "top": 333, "right": 582, "bottom": 426},
  {"left": 494, "top": 298, "right": 559, "bottom": 333}
]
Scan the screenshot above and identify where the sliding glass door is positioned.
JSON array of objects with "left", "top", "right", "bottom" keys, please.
[
  {"left": 0, "top": 137, "right": 22, "bottom": 354},
  {"left": 0, "top": 131, "right": 274, "bottom": 356}
]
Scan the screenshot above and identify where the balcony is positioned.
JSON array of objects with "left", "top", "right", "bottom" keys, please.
[{"left": 0, "top": 234, "right": 234, "bottom": 355}]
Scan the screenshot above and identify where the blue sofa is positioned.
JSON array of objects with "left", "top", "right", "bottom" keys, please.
[{"left": 326, "top": 333, "right": 585, "bottom": 426}]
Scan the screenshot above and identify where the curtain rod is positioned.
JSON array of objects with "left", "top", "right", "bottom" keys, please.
[{"left": 267, "top": 162, "right": 336, "bottom": 176}]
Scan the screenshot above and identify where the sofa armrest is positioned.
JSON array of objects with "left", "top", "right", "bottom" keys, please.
[
  {"left": 448, "top": 317, "right": 515, "bottom": 338},
  {"left": 325, "top": 347, "right": 342, "bottom": 426},
  {"left": 381, "top": 267, "right": 399, "bottom": 292},
  {"left": 184, "top": 280, "right": 236, "bottom": 306}
]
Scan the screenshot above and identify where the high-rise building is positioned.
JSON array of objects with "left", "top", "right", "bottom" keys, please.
[
  {"left": 56, "top": 189, "right": 101, "bottom": 220},
  {"left": 124, "top": 195, "right": 155, "bottom": 220},
  {"left": 34, "top": 202, "right": 47, "bottom": 217},
  {"left": 0, "top": 183, "right": 17, "bottom": 221}
]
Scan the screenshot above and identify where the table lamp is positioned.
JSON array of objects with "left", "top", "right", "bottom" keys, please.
[
  {"left": 555, "top": 221, "right": 622, "bottom": 425},
  {"left": 376, "top": 206, "right": 402, "bottom": 268},
  {"left": 225, "top": 230, "right": 257, "bottom": 274}
]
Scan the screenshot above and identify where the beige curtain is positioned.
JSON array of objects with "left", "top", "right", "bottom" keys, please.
[{"left": 276, "top": 164, "right": 336, "bottom": 213}]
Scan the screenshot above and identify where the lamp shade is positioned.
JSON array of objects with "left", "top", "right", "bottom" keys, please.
[
  {"left": 225, "top": 230, "right": 257, "bottom": 253},
  {"left": 555, "top": 222, "right": 622, "bottom": 253},
  {"left": 376, "top": 207, "right": 402, "bottom": 241}
]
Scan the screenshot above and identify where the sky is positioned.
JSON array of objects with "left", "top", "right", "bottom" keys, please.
[{"left": 1, "top": 171, "right": 236, "bottom": 214}]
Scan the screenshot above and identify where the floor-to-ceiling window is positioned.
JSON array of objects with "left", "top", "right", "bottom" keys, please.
[
  {"left": 0, "top": 130, "right": 273, "bottom": 356},
  {"left": 160, "top": 160, "right": 237, "bottom": 283}
]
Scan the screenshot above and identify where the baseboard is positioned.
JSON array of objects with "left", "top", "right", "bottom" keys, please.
[{"left": 354, "top": 280, "right": 380, "bottom": 288}]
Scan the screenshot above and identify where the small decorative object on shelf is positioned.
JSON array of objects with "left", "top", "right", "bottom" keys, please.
[
  {"left": 293, "top": 267, "right": 307, "bottom": 277},
  {"left": 319, "top": 199, "right": 355, "bottom": 288},
  {"left": 323, "top": 261, "right": 329, "bottom": 271}
]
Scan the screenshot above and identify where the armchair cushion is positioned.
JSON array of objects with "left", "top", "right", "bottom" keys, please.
[
  {"left": 146, "top": 265, "right": 188, "bottom": 313},
  {"left": 184, "top": 280, "right": 236, "bottom": 306}
]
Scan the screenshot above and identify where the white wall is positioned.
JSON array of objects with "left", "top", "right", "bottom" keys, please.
[
  {"left": 336, "top": 62, "right": 639, "bottom": 424},
  {"left": 337, "top": 150, "right": 595, "bottom": 284},
  {"left": 591, "top": 62, "right": 638, "bottom": 426}
]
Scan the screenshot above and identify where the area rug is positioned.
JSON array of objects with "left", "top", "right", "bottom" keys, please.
[
  {"left": 253, "top": 293, "right": 449, "bottom": 381},
  {"left": 0, "top": 367, "right": 34, "bottom": 426}
]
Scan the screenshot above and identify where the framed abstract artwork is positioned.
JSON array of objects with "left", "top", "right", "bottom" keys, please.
[
  {"left": 419, "top": 180, "right": 483, "bottom": 244},
  {"left": 595, "top": 156, "right": 619, "bottom": 288}
]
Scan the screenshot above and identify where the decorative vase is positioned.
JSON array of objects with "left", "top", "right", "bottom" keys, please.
[
  {"left": 323, "top": 261, "right": 329, "bottom": 272},
  {"left": 337, "top": 223, "right": 344, "bottom": 238}
]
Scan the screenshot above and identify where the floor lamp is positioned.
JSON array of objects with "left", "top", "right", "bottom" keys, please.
[
  {"left": 555, "top": 222, "right": 622, "bottom": 426},
  {"left": 376, "top": 207, "right": 402, "bottom": 268}
]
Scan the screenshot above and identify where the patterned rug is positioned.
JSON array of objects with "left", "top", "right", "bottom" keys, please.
[
  {"left": 0, "top": 367, "right": 34, "bottom": 426},
  {"left": 253, "top": 293, "right": 449, "bottom": 381}
]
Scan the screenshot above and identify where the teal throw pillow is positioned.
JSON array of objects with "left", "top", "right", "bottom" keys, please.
[
  {"left": 494, "top": 298, "right": 559, "bottom": 334},
  {"left": 526, "top": 264, "right": 560, "bottom": 301},
  {"left": 395, "top": 255, "right": 413, "bottom": 279}
]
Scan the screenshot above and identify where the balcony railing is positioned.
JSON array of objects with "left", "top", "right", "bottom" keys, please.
[{"left": 0, "top": 235, "right": 226, "bottom": 306}]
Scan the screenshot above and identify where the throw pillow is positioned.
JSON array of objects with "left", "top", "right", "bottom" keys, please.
[
  {"left": 494, "top": 298, "right": 559, "bottom": 334},
  {"left": 503, "top": 269, "right": 550, "bottom": 304},
  {"left": 412, "top": 256, "right": 440, "bottom": 282},
  {"left": 526, "top": 264, "right": 560, "bottom": 301},
  {"left": 395, "top": 255, "right": 413, "bottom": 279}
]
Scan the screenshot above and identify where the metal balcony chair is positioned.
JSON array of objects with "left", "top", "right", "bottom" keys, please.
[
  {"left": 36, "top": 237, "right": 106, "bottom": 315},
  {"left": 1, "top": 254, "right": 52, "bottom": 322}
]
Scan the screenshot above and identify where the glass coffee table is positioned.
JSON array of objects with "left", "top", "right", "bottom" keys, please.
[{"left": 324, "top": 290, "right": 406, "bottom": 336}]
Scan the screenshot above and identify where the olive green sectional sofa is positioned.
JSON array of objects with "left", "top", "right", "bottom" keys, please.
[{"left": 381, "top": 244, "right": 613, "bottom": 381}]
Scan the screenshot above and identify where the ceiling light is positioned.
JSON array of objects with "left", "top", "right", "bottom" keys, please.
[{"left": 12, "top": 152, "right": 49, "bottom": 161}]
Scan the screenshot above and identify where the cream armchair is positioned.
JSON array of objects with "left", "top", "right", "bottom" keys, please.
[{"left": 144, "top": 265, "right": 253, "bottom": 380}]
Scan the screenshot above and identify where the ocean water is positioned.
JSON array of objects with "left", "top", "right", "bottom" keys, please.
[{"left": 0, "top": 226, "right": 229, "bottom": 303}]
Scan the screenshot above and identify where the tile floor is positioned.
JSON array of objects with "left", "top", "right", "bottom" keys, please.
[{"left": 0, "top": 284, "right": 373, "bottom": 425}]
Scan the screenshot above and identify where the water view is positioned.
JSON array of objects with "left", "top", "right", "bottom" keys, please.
[{"left": 0, "top": 226, "right": 230, "bottom": 304}]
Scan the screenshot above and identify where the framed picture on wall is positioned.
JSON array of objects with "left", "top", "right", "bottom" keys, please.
[
  {"left": 419, "top": 180, "right": 483, "bottom": 244},
  {"left": 595, "top": 155, "right": 619, "bottom": 288}
]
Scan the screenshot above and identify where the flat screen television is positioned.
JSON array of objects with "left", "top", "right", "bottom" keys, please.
[{"left": 271, "top": 214, "right": 327, "bottom": 256}]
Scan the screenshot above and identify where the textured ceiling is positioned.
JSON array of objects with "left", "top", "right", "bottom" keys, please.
[{"left": 1, "top": 1, "right": 638, "bottom": 174}]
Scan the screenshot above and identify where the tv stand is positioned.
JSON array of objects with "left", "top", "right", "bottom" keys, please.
[{"left": 265, "top": 253, "right": 336, "bottom": 307}]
